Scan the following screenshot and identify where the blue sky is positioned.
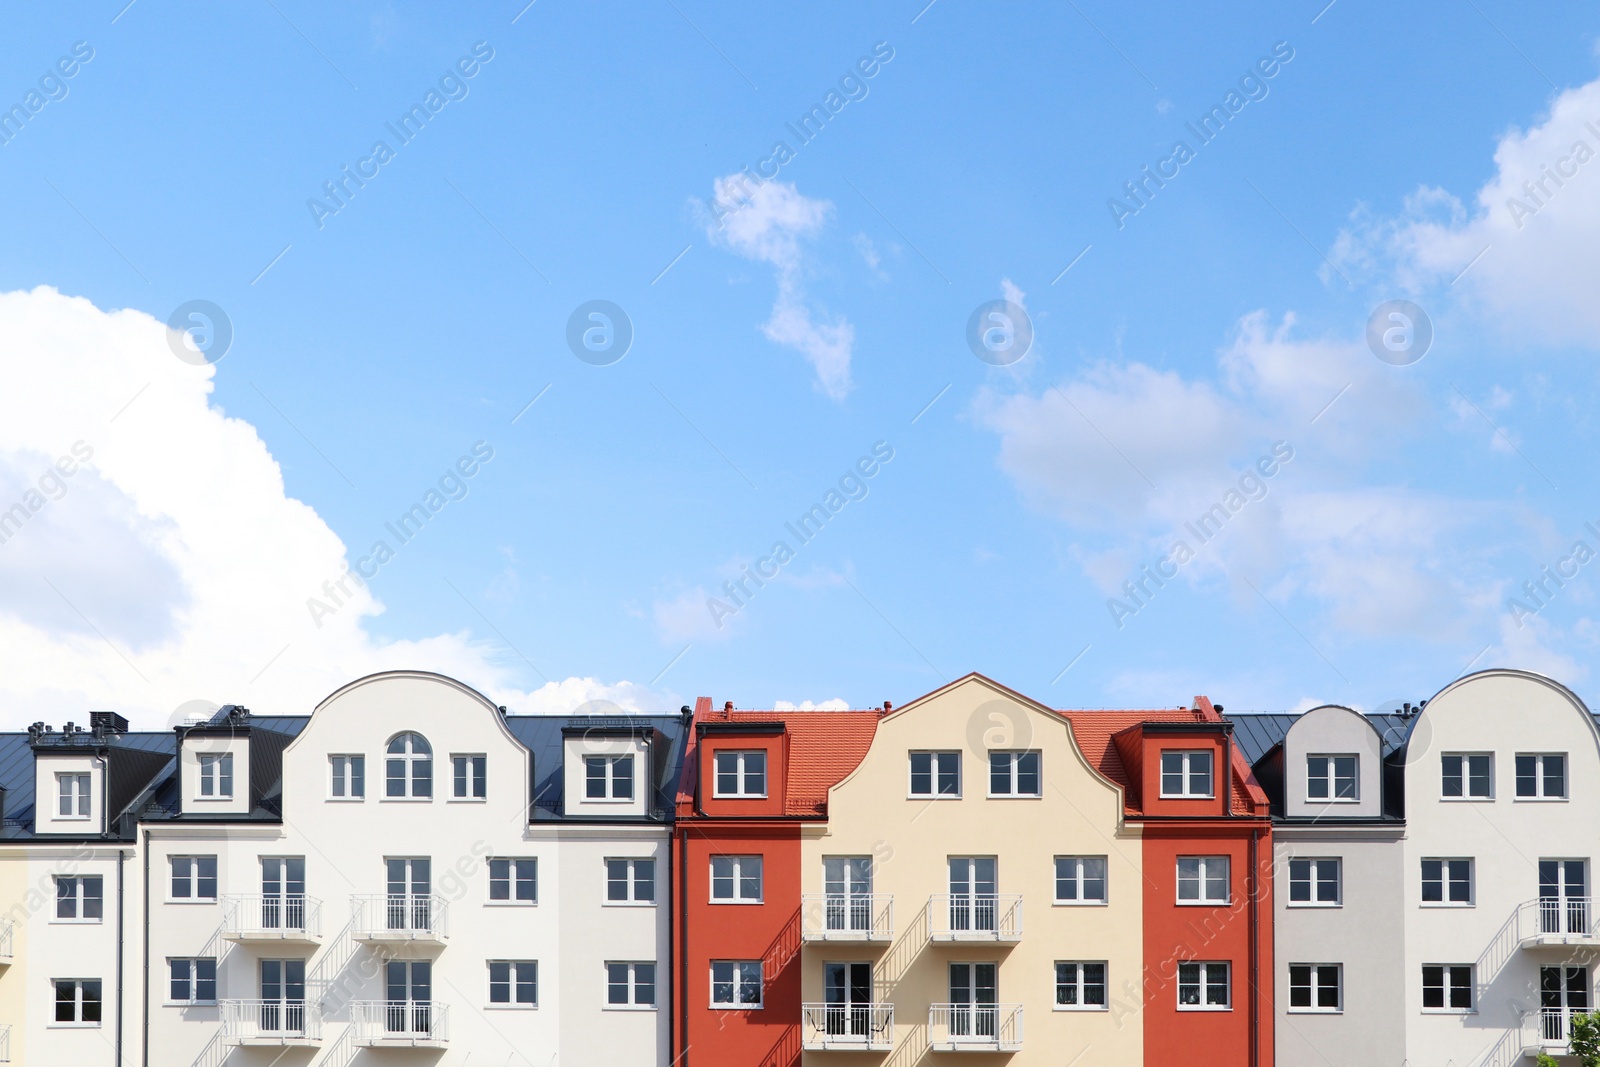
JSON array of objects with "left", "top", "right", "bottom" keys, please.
[{"left": 3, "top": 0, "right": 1600, "bottom": 726}]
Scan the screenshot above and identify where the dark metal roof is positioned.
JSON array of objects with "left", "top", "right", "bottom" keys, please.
[
  {"left": 0, "top": 731, "right": 177, "bottom": 840},
  {"left": 1225, "top": 711, "right": 1414, "bottom": 765},
  {"left": 506, "top": 713, "right": 688, "bottom": 822}
]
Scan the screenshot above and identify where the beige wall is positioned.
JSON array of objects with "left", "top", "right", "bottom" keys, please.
[{"left": 801, "top": 675, "right": 1144, "bottom": 1066}]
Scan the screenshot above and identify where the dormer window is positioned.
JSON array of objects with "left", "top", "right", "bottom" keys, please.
[
  {"left": 385, "top": 733, "right": 433, "bottom": 799},
  {"left": 1160, "top": 751, "right": 1214, "bottom": 799},
  {"left": 198, "top": 753, "right": 234, "bottom": 799},
  {"left": 586, "top": 755, "right": 635, "bottom": 801},
  {"left": 714, "top": 751, "right": 767, "bottom": 798},
  {"left": 57, "top": 773, "right": 91, "bottom": 819},
  {"left": 1306, "top": 755, "right": 1357, "bottom": 802}
]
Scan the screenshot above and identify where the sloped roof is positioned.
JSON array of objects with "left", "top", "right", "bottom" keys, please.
[
  {"left": 1054, "top": 708, "right": 1268, "bottom": 816},
  {"left": 1226, "top": 711, "right": 1414, "bottom": 764},
  {"left": 504, "top": 713, "right": 687, "bottom": 821},
  {"left": 676, "top": 706, "right": 884, "bottom": 817}
]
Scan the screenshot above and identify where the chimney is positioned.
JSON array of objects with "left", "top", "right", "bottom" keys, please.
[
  {"left": 723, "top": 701, "right": 734, "bottom": 714},
  {"left": 883, "top": 701, "right": 893, "bottom": 712},
  {"left": 90, "top": 711, "right": 129, "bottom": 735}
]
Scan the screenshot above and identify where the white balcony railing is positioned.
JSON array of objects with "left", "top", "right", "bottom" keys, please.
[
  {"left": 350, "top": 895, "right": 449, "bottom": 941},
  {"left": 222, "top": 895, "right": 322, "bottom": 941},
  {"left": 801, "top": 895, "right": 894, "bottom": 941},
  {"left": 801, "top": 1003, "right": 894, "bottom": 1050},
  {"left": 927, "top": 1003, "right": 1023, "bottom": 1052},
  {"left": 352, "top": 1001, "right": 449, "bottom": 1046},
  {"left": 1516, "top": 897, "right": 1599, "bottom": 946},
  {"left": 1522, "top": 1007, "right": 1583, "bottom": 1054},
  {"left": 221, "top": 1000, "right": 321, "bottom": 1044},
  {"left": 0, "top": 920, "right": 12, "bottom": 961},
  {"left": 0, "top": 1022, "right": 10, "bottom": 1063},
  {"left": 927, "top": 895, "right": 1022, "bottom": 941}
]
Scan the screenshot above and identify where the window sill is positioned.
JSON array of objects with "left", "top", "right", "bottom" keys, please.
[
  {"left": 1159, "top": 794, "right": 1216, "bottom": 801},
  {"left": 50, "top": 918, "right": 105, "bottom": 925},
  {"left": 1285, "top": 902, "right": 1342, "bottom": 909},
  {"left": 166, "top": 899, "right": 219, "bottom": 905},
  {"left": 484, "top": 901, "right": 539, "bottom": 907},
  {"left": 906, "top": 794, "right": 962, "bottom": 801},
  {"left": 710, "top": 1004, "right": 762, "bottom": 1011},
  {"left": 447, "top": 797, "right": 488, "bottom": 803},
  {"left": 1053, "top": 1004, "right": 1109, "bottom": 1012},
  {"left": 1422, "top": 1008, "right": 1476, "bottom": 1015},
  {"left": 1419, "top": 903, "right": 1475, "bottom": 909},
  {"left": 1176, "top": 1005, "right": 1232, "bottom": 1012},
  {"left": 47, "top": 1022, "right": 103, "bottom": 1029},
  {"left": 603, "top": 1004, "right": 658, "bottom": 1011},
  {"left": 986, "top": 794, "right": 1043, "bottom": 800},
  {"left": 1304, "top": 798, "right": 1359, "bottom": 804},
  {"left": 1287, "top": 1008, "right": 1342, "bottom": 1015},
  {"left": 483, "top": 1003, "right": 538, "bottom": 1011},
  {"left": 1439, "top": 797, "right": 1494, "bottom": 803},
  {"left": 165, "top": 1001, "right": 217, "bottom": 1008},
  {"left": 1512, "top": 796, "right": 1568, "bottom": 802},
  {"left": 712, "top": 794, "right": 769, "bottom": 800},
  {"left": 709, "top": 899, "right": 764, "bottom": 906},
  {"left": 326, "top": 796, "right": 365, "bottom": 802},
  {"left": 1176, "top": 900, "right": 1232, "bottom": 907},
  {"left": 602, "top": 900, "right": 657, "bottom": 907},
  {"left": 582, "top": 797, "right": 636, "bottom": 804},
  {"left": 379, "top": 796, "right": 434, "bottom": 803},
  {"left": 1052, "top": 900, "right": 1109, "bottom": 907}
]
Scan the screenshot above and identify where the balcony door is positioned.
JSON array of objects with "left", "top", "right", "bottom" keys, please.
[
  {"left": 1540, "top": 860, "right": 1589, "bottom": 935},
  {"left": 386, "top": 960, "right": 432, "bottom": 1034},
  {"left": 261, "top": 857, "right": 305, "bottom": 930},
  {"left": 823, "top": 961, "right": 873, "bottom": 1038},
  {"left": 823, "top": 857, "right": 873, "bottom": 933},
  {"left": 259, "top": 959, "right": 305, "bottom": 1034},
  {"left": 949, "top": 962, "right": 997, "bottom": 1038},
  {"left": 386, "top": 858, "right": 431, "bottom": 931},
  {"left": 1541, "top": 966, "right": 1590, "bottom": 1042},
  {"left": 949, "top": 857, "right": 997, "bottom": 933}
]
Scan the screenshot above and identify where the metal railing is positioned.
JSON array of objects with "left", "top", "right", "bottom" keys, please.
[
  {"left": 927, "top": 894, "right": 1023, "bottom": 941},
  {"left": 0, "top": 920, "right": 12, "bottom": 960},
  {"left": 927, "top": 1003, "right": 1023, "bottom": 1051},
  {"left": 352, "top": 1001, "right": 449, "bottom": 1044},
  {"left": 801, "top": 894, "right": 894, "bottom": 941},
  {"left": 220, "top": 1000, "right": 320, "bottom": 1043},
  {"left": 1516, "top": 897, "right": 1598, "bottom": 943},
  {"left": 0, "top": 1022, "right": 10, "bottom": 1062},
  {"left": 350, "top": 895, "right": 449, "bottom": 940},
  {"left": 222, "top": 895, "right": 322, "bottom": 940},
  {"left": 801, "top": 1003, "right": 894, "bottom": 1050},
  {"left": 1523, "top": 1007, "right": 1583, "bottom": 1052}
]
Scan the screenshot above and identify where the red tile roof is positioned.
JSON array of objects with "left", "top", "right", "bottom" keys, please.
[{"left": 675, "top": 705, "right": 884, "bottom": 817}]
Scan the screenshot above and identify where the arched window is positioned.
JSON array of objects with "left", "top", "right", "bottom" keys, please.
[{"left": 386, "top": 732, "right": 433, "bottom": 799}]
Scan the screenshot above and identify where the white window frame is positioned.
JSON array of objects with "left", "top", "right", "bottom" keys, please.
[
  {"left": 487, "top": 857, "right": 538, "bottom": 905},
  {"left": 1286, "top": 857, "right": 1342, "bottom": 907},
  {"left": 713, "top": 750, "right": 768, "bottom": 798},
  {"left": 1306, "top": 754, "right": 1358, "bottom": 802},
  {"left": 585, "top": 755, "right": 635, "bottom": 802},
  {"left": 1053, "top": 960, "right": 1108, "bottom": 1011},
  {"left": 1441, "top": 752, "right": 1493, "bottom": 800},
  {"left": 487, "top": 960, "right": 538, "bottom": 1009},
  {"left": 51, "top": 978, "right": 103, "bottom": 1027},
  {"left": 384, "top": 732, "right": 433, "bottom": 800},
  {"left": 1160, "top": 750, "right": 1215, "bottom": 798},
  {"left": 1421, "top": 963, "right": 1474, "bottom": 1013},
  {"left": 1421, "top": 858, "right": 1474, "bottom": 907},
  {"left": 57, "top": 772, "right": 91, "bottom": 819},
  {"left": 329, "top": 754, "right": 365, "bottom": 799},
  {"left": 605, "top": 858, "right": 656, "bottom": 905},
  {"left": 197, "top": 753, "right": 233, "bottom": 799},
  {"left": 988, "top": 750, "right": 1042, "bottom": 797},
  {"left": 710, "top": 855, "right": 763, "bottom": 904},
  {"left": 1176, "top": 856, "right": 1230, "bottom": 905},
  {"left": 54, "top": 875, "right": 104, "bottom": 923},
  {"left": 1287, "top": 963, "right": 1342, "bottom": 1013},
  {"left": 606, "top": 961, "right": 657, "bottom": 1009},
  {"left": 169, "top": 855, "right": 218, "bottom": 903},
  {"left": 167, "top": 957, "right": 218, "bottom": 1005},
  {"left": 1515, "top": 753, "right": 1568, "bottom": 800},
  {"left": 908, "top": 750, "right": 962, "bottom": 798},
  {"left": 1053, "top": 856, "right": 1108, "bottom": 905},
  {"left": 451, "top": 753, "right": 488, "bottom": 801},
  {"left": 1177, "top": 961, "right": 1231, "bottom": 1011},
  {"left": 710, "top": 960, "right": 762, "bottom": 1009}
]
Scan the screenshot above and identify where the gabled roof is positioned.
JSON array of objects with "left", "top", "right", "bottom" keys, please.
[
  {"left": 1055, "top": 706, "right": 1268, "bottom": 816},
  {"left": 505, "top": 713, "right": 687, "bottom": 822},
  {"left": 0, "top": 730, "right": 178, "bottom": 840}
]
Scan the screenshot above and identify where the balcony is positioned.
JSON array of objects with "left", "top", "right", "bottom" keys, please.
[
  {"left": 801, "top": 1003, "right": 894, "bottom": 1051},
  {"left": 0, "top": 919, "right": 12, "bottom": 963},
  {"left": 222, "top": 895, "right": 323, "bottom": 943},
  {"left": 802, "top": 895, "right": 894, "bottom": 942},
  {"left": 1521, "top": 1007, "right": 1582, "bottom": 1057},
  {"left": 1516, "top": 897, "right": 1600, "bottom": 948},
  {"left": 927, "top": 1004, "right": 1023, "bottom": 1052},
  {"left": 352, "top": 1001, "right": 449, "bottom": 1047},
  {"left": 927, "top": 895, "right": 1022, "bottom": 942},
  {"left": 0, "top": 1022, "right": 10, "bottom": 1062},
  {"left": 221, "top": 1000, "right": 321, "bottom": 1045},
  {"left": 351, "top": 895, "right": 449, "bottom": 942}
]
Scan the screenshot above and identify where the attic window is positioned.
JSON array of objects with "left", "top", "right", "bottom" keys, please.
[
  {"left": 198, "top": 753, "right": 234, "bottom": 799},
  {"left": 57, "top": 773, "right": 91, "bottom": 819},
  {"left": 1160, "top": 751, "right": 1214, "bottom": 799}
]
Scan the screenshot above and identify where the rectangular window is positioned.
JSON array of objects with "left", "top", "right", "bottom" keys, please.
[
  {"left": 1422, "top": 964, "right": 1474, "bottom": 1011},
  {"left": 1306, "top": 754, "right": 1358, "bottom": 801},
  {"left": 606, "top": 858, "right": 656, "bottom": 904},
  {"left": 1421, "top": 858, "right": 1473, "bottom": 905},
  {"left": 1054, "top": 961, "right": 1108, "bottom": 1010},
  {"left": 197, "top": 753, "right": 233, "bottom": 798},
  {"left": 713, "top": 750, "right": 768, "bottom": 797},
  {"left": 330, "top": 754, "right": 365, "bottom": 798},
  {"left": 1160, "top": 751, "right": 1214, "bottom": 798},
  {"left": 488, "top": 858, "right": 537, "bottom": 904},
  {"left": 710, "top": 855, "right": 763, "bottom": 903},
  {"left": 1054, "top": 856, "right": 1108, "bottom": 904},
  {"left": 1516, "top": 754, "right": 1568, "bottom": 799},
  {"left": 909, "top": 751, "right": 961, "bottom": 797},
  {"left": 1441, "top": 753, "right": 1493, "bottom": 799},
  {"left": 488, "top": 960, "right": 537, "bottom": 1007},
  {"left": 988, "top": 751, "right": 1041, "bottom": 796},
  {"left": 53, "top": 978, "right": 102, "bottom": 1025},
  {"left": 452, "top": 754, "right": 487, "bottom": 799},
  {"left": 170, "top": 856, "right": 218, "bottom": 901},
  {"left": 585, "top": 755, "right": 635, "bottom": 800},
  {"left": 1287, "top": 858, "right": 1342, "bottom": 906},
  {"left": 57, "top": 773, "right": 91, "bottom": 818},
  {"left": 607, "top": 962, "right": 657, "bottom": 1008},
  {"left": 710, "top": 960, "right": 762, "bottom": 1008},
  {"left": 1177, "top": 962, "right": 1230, "bottom": 1010},
  {"left": 1288, "top": 963, "right": 1342, "bottom": 1013},
  {"left": 1177, "top": 856, "right": 1230, "bottom": 904},
  {"left": 55, "top": 876, "right": 104, "bottom": 922},
  {"left": 169, "top": 958, "right": 217, "bottom": 1004}
]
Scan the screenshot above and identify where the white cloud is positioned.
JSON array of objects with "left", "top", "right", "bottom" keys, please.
[
  {"left": 0, "top": 286, "right": 669, "bottom": 727},
  {"left": 707, "top": 176, "right": 855, "bottom": 400},
  {"left": 773, "top": 698, "right": 850, "bottom": 711}
]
